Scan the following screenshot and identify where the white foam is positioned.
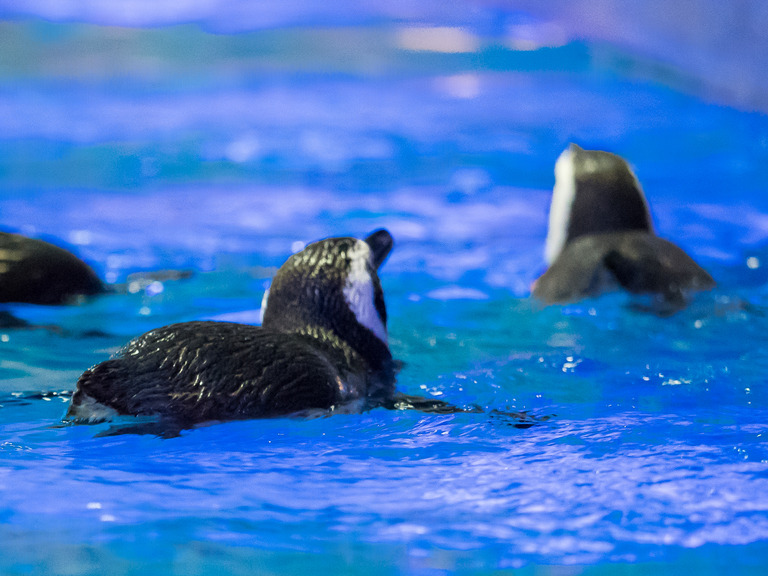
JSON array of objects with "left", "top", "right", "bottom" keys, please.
[
  {"left": 343, "top": 241, "right": 388, "bottom": 344},
  {"left": 67, "top": 393, "right": 118, "bottom": 423},
  {"left": 544, "top": 146, "right": 577, "bottom": 264}
]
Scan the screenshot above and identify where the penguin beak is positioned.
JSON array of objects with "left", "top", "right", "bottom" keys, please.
[{"left": 364, "top": 229, "right": 393, "bottom": 269}]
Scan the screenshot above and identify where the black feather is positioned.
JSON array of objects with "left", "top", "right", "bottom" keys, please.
[
  {"left": 533, "top": 231, "right": 715, "bottom": 307},
  {"left": 0, "top": 232, "right": 104, "bottom": 304},
  {"left": 67, "top": 232, "right": 396, "bottom": 426}
]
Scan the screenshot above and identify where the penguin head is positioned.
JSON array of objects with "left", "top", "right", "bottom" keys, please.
[
  {"left": 261, "top": 229, "right": 393, "bottom": 369},
  {"left": 544, "top": 144, "right": 653, "bottom": 264}
]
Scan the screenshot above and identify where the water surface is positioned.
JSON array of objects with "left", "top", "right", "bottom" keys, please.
[{"left": 1, "top": 4, "right": 768, "bottom": 575}]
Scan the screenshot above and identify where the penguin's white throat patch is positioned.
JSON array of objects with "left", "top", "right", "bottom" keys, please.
[{"left": 343, "top": 241, "right": 388, "bottom": 344}]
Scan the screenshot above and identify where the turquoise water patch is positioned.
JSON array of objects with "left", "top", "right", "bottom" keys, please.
[{"left": 1, "top": 5, "right": 768, "bottom": 575}]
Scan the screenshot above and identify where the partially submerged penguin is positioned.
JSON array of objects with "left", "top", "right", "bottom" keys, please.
[
  {"left": 532, "top": 144, "right": 715, "bottom": 309},
  {"left": 65, "top": 230, "right": 399, "bottom": 425},
  {"left": 0, "top": 231, "right": 105, "bottom": 305},
  {"left": 0, "top": 231, "right": 192, "bottom": 333}
]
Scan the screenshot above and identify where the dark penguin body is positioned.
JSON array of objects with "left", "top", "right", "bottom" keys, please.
[
  {"left": 65, "top": 230, "right": 395, "bottom": 424},
  {"left": 532, "top": 144, "right": 714, "bottom": 308},
  {"left": 0, "top": 232, "right": 104, "bottom": 305}
]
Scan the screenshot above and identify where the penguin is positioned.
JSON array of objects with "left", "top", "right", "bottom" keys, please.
[
  {"left": 64, "top": 230, "right": 397, "bottom": 425},
  {"left": 532, "top": 144, "right": 715, "bottom": 309},
  {"left": 0, "top": 231, "right": 105, "bottom": 305}
]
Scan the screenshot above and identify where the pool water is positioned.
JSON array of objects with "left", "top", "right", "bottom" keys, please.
[{"left": 2, "top": 4, "right": 768, "bottom": 575}]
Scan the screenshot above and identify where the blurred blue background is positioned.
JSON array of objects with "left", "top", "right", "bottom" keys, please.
[{"left": 1, "top": 2, "right": 768, "bottom": 575}]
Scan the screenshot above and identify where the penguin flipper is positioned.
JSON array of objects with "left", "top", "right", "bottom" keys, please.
[
  {"left": 380, "top": 392, "right": 483, "bottom": 414},
  {"left": 533, "top": 232, "right": 714, "bottom": 306},
  {"left": 602, "top": 233, "right": 715, "bottom": 303},
  {"left": 380, "top": 393, "right": 548, "bottom": 428},
  {"left": 532, "top": 236, "right": 616, "bottom": 304}
]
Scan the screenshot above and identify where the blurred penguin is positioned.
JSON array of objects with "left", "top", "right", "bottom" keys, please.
[
  {"left": 532, "top": 144, "right": 714, "bottom": 311},
  {"left": 0, "top": 231, "right": 105, "bottom": 306}
]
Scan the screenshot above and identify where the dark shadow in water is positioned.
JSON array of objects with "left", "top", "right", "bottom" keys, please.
[{"left": 37, "top": 390, "right": 555, "bottom": 438}]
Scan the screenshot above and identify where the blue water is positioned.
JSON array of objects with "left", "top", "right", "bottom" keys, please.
[{"left": 2, "top": 4, "right": 768, "bottom": 575}]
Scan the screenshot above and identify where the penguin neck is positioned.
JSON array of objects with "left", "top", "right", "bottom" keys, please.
[
  {"left": 567, "top": 155, "right": 653, "bottom": 244},
  {"left": 261, "top": 258, "right": 393, "bottom": 375},
  {"left": 266, "top": 313, "right": 392, "bottom": 374},
  {"left": 294, "top": 324, "right": 367, "bottom": 367}
]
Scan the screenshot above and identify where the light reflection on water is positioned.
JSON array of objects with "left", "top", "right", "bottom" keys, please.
[{"left": 1, "top": 4, "right": 768, "bottom": 575}]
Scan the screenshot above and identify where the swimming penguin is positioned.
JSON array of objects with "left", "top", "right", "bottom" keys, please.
[
  {"left": 532, "top": 144, "right": 715, "bottom": 309},
  {"left": 65, "top": 230, "right": 397, "bottom": 425},
  {"left": 0, "top": 231, "right": 105, "bottom": 305}
]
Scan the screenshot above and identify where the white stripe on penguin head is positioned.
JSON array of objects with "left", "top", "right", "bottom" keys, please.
[
  {"left": 343, "top": 240, "right": 388, "bottom": 344},
  {"left": 544, "top": 146, "right": 577, "bottom": 265}
]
